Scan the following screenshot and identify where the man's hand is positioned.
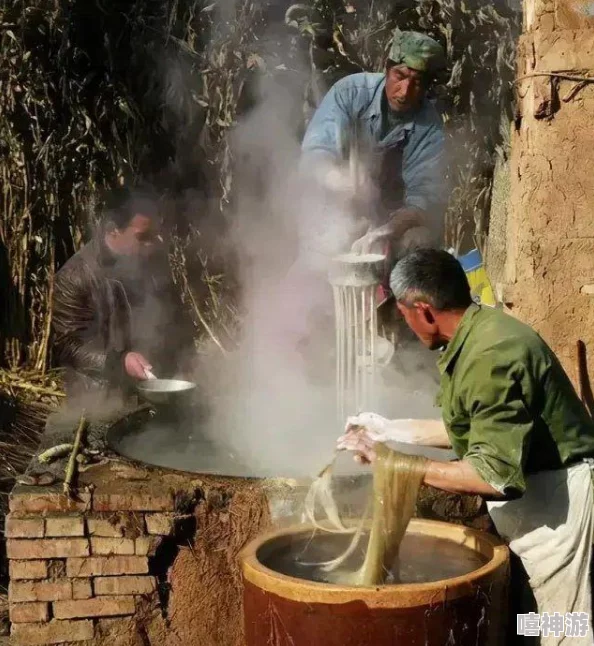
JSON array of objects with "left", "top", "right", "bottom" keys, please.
[
  {"left": 350, "top": 226, "right": 390, "bottom": 255},
  {"left": 336, "top": 413, "right": 451, "bottom": 463},
  {"left": 336, "top": 416, "right": 499, "bottom": 496},
  {"left": 342, "top": 412, "right": 392, "bottom": 438},
  {"left": 124, "top": 352, "right": 153, "bottom": 380},
  {"left": 351, "top": 207, "right": 428, "bottom": 255},
  {"left": 336, "top": 426, "right": 379, "bottom": 464},
  {"left": 350, "top": 216, "right": 404, "bottom": 254},
  {"left": 336, "top": 412, "right": 414, "bottom": 464}
]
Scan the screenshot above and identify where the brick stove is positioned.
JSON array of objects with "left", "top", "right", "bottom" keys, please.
[
  {"left": 6, "top": 466, "right": 181, "bottom": 645},
  {"left": 5, "top": 406, "right": 493, "bottom": 646},
  {"left": 4, "top": 405, "right": 295, "bottom": 646}
]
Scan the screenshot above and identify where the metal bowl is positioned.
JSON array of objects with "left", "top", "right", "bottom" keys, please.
[{"left": 137, "top": 379, "right": 197, "bottom": 406}]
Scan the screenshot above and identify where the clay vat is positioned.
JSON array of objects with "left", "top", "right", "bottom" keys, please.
[{"left": 240, "top": 518, "right": 509, "bottom": 646}]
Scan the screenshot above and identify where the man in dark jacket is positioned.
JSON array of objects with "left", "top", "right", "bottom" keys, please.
[{"left": 52, "top": 187, "right": 196, "bottom": 400}]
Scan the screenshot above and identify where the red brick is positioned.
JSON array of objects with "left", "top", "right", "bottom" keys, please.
[
  {"left": 53, "top": 595, "right": 135, "bottom": 619},
  {"left": 45, "top": 515, "right": 85, "bottom": 537},
  {"left": 90, "top": 537, "right": 135, "bottom": 556},
  {"left": 9, "top": 560, "right": 48, "bottom": 580},
  {"left": 5, "top": 516, "right": 45, "bottom": 538},
  {"left": 72, "top": 579, "right": 93, "bottom": 599},
  {"left": 67, "top": 556, "right": 148, "bottom": 577},
  {"left": 145, "top": 513, "right": 174, "bottom": 535},
  {"left": 11, "top": 619, "right": 94, "bottom": 644},
  {"left": 7, "top": 538, "right": 89, "bottom": 559},
  {"left": 9, "top": 601, "right": 49, "bottom": 623},
  {"left": 93, "top": 489, "right": 173, "bottom": 512},
  {"left": 10, "top": 579, "right": 72, "bottom": 603},
  {"left": 9, "top": 488, "right": 92, "bottom": 514},
  {"left": 94, "top": 576, "right": 156, "bottom": 596}
]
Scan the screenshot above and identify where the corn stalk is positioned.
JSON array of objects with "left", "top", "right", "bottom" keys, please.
[{"left": 0, "top": 0, "right": 266, "bottom": 369}]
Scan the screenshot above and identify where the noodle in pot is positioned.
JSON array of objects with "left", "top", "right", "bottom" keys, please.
[
  {"left": 302, "top": 446, "right": 428, "bottom": 585},
  {"left": 303, "top": 253, "right": 428, "bottom": 585}
]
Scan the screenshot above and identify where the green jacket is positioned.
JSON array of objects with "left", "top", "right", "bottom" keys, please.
[{"left": 437, "top": 304, "right": 594, "bottom": 497}]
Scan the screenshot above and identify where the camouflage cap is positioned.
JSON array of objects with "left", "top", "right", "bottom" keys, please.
[{"left": 388, "top": 29, "right": 446, "bottom": 75}]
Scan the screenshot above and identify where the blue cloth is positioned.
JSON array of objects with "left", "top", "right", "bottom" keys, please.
[
  {"left": 301, "top": 72, "right": 446, "bottom": 217},
  {"left": 457, "top": 248, "right": 483, "bottom": 272}
]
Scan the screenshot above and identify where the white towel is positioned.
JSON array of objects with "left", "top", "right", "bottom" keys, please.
[{"left": 487, "top": 462, "right": 594, "bottom": 645}]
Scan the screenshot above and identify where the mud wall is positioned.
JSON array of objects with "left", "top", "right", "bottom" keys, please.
[
  {"left": 491, "top": 0, "right": 594, "bottom": 386},
  {"left": 486, "top": 141, "right": 511, "bottom": 288}
]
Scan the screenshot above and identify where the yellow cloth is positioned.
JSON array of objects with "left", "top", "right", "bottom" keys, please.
[
  {"left": 466, "top": 265, "right": 496, "bottom": 306},
  {"left": 457, "top": 248, "right": 496, "bottom": 306}
]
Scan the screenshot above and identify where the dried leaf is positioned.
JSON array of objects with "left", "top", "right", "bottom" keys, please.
[{"left": 247, "top": 53, "right": 265, "bottom": 70}]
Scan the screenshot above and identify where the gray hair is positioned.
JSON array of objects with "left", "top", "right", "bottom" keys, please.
[{"left": 389, "top": 249, "right": 473, "bottom": 311}]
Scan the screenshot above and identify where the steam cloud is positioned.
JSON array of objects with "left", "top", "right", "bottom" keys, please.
[
  {"left": 106, "top": 4, "right": 442, "bottom": 479},
  {"left": 193, "top": 71, "right": 442, "bottom": 478}
]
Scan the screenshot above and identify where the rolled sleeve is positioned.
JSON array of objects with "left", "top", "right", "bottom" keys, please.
[{"left": 462, "top": 354, "right": 534, "bottom": 498}]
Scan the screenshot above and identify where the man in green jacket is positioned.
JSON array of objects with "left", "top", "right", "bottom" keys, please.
[{"left": 338, "top": 249, "right": 594, "bottom": 644}]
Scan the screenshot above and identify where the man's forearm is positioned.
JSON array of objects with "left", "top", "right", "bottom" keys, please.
[
  {"left": 424, "top": 459, "right": 503, "bottom": 498},
  {"left": 407, "top": 419, "right": 451, "bottom": 448},
  {"left": 382, "top": 418, "right": 451, "bottom": 448},
  {"left": 386, "top": 206, "right": 428, "bottom": 238}
]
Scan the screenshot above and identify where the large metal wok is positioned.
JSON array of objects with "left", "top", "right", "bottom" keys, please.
[
  {"left": 105, "top": 403, "right": 258, "bottom": 478},
  {"left": 106, "top": 402, "right": 456, "bottom": 480}
]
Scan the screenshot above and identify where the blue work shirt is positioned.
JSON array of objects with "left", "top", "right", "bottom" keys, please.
[{"left": 301, "top": 72, "right": 446, "bottom": 218}]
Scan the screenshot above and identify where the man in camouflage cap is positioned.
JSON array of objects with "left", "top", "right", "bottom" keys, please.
[
  {"left": 387, "top": 28, "right": 446, "bottom": 75},
  {"left": 301, "top": 28, "right": 447, "bottom": 263}
]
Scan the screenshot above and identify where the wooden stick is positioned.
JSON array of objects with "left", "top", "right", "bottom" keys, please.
[
  {"left": 514, "top": 72, "right": 594, "bottom": 85},
  {"left": 186, "top": 284, "right": 228, "bottom": 356},
  {"left": 64, "top": 411, "right": 87, "bottom": 496},
  {"left": 35, "top": 241, "right": 55, "bottom": 374},
  {"left": 577, "top": 340, "right": 594, "bottom": 419}
]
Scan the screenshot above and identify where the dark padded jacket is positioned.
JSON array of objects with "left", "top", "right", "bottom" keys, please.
[{"left": 52, "top": 235, "right": 195, "bottom": 398}]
